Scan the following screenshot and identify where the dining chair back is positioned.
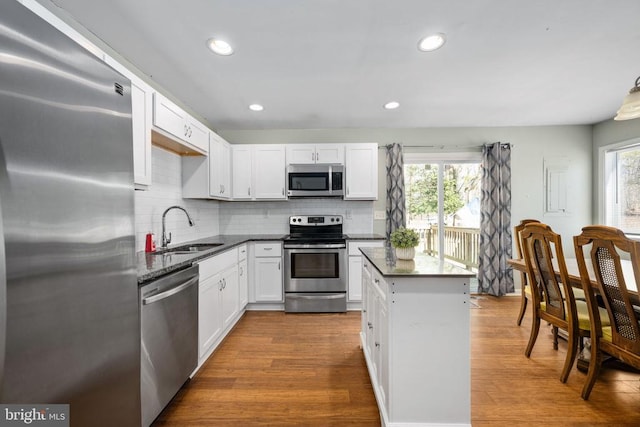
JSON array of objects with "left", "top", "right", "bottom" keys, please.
[
  {"left": 514, "top": 218, "right": 541, "bottom": 326},
  {"left": 573, "top": 225, "right": 640, "bottom": 399},
  {"left": 521, "top": 222, "right": 586, "bottom": 383}
]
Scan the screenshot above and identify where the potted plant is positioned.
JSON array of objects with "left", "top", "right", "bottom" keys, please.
[{"left": 390, "top": 227, "right": 420, "bottom": 260}]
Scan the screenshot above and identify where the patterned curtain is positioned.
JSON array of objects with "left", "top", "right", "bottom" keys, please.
[
  {"left": 477, "top": 142, "right": 513, "bottom": 296},
  {"left": 385, "top": 143, "right": 406, "bottom": 240}
]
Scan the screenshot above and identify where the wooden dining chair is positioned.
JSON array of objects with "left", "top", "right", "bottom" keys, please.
[
  {"left": 514, "top": 219, "right": 541, "bottom": 326},
  {"left": 573, "top": 225, "right": 640, "bottom": 400},
  {"left": 521, "top": 222, "right": 603, "bottom": 383}
]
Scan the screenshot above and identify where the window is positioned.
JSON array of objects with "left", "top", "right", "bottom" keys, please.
[{"left": 604, "top": 143, "right": 640, "bottom": 234}]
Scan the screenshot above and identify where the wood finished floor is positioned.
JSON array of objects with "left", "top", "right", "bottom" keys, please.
[{"left": 153, "top": 296, "right": 640, "bottom": 426}]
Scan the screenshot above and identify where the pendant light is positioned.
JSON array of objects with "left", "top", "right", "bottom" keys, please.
[{"left": 614, "top": 76, "right": 640, "bottom": 120}]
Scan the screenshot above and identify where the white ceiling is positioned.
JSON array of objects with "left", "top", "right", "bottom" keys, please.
[{"left": 43, "top": 0, "right": 640, "bottom": 130}]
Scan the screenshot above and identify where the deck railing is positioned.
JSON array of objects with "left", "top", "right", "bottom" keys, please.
[{"left": 417, "top": 225, "right": 480, "bottom": 270}]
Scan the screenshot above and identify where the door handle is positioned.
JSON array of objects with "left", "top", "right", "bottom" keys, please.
[
  {"left": 293, "top": 294, "right": 344, "bottom": 300},
  {"left": 143, "top": 276, "right": 198, "bottom": 305}
]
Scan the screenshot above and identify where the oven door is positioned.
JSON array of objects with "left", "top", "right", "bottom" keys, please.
[{"left": 283, "top": 244, "right": 346, "bottom": 293}]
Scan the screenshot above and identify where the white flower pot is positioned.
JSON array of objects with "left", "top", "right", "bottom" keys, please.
[{"left": 395, "top": 247, "right": 415, "bottom": 260}]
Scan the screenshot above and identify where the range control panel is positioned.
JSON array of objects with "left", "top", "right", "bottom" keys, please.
[{"left": 289, "top": 215, "right": 343, "bottom": 226}]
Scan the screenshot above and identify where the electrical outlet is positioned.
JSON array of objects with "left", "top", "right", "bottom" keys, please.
[{"left": 374, "top": 210, "right": 386, "bottom": 220}]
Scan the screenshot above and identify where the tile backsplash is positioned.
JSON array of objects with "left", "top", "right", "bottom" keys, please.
[
  {"left": 135, "top": 146, "right": 375, "bottom": 251},
  {"left": 219, "top": 200, "right": 373, "bottom": 235},
  {"left": 134, "top": 147, "right": 219, "bottom": 252}
]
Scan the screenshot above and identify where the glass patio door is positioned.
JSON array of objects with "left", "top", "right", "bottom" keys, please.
[{"left": 404, "top": 153, "right": 481, "bottom": 273}]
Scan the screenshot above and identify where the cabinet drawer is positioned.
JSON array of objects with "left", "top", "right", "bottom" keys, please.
[
  {"left": 348, "top": 240, "right": 385, "bottom": 256},
  {"left": 372, "top": 269, "right": 388, "bottom": 301},
  {"left": 254, "top": 242, "right": 281, "bottom": 257},
  {"left": 198, "top": 248, "right": 238, "bottom": 280},
  {"left": 238, "top": 244, "right": 248, "bottom": 261}
]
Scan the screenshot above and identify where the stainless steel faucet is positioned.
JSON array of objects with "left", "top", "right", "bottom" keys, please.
[{"left": 161, "top": 205, "right": 195, "bottom": 248}]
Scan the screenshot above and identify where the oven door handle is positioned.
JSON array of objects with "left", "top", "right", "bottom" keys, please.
[
  {"left": 291, "top": 294, "right": 345, "bottom": 300},
  {"left": 283, "top": 243, "right": 346, "bottom": 249}
]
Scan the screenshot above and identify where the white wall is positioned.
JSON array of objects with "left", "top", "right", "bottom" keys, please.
[
  {"left": 592, "top": 118, "right": 640, "bottom": 222},
  {"left": 134, "top": 147, "right": 219, "bottom": 252},
  {"left": 219, "top": 126, "right": 594, "bottom": 256}
]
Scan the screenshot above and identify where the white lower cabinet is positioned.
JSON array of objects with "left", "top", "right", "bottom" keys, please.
[
  {"left": 347, "top": 240, "right": 385, "bottom": 302},
  {"left": 196, "top": 247, "right": 246, "bottom": 369},
  {"left": 238, "top": 245, "right": 248, "bottom": 308},
  {"left": 362, "top": 266, "right": 389, "bottom": 411},
  {"left": 251, "top": 242, "right": 283, "bottom": 303}
]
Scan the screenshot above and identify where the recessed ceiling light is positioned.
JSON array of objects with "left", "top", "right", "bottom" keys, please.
[
  {"left": 249, "top": 104, "right": 264, "bottom": 112},
  {"left": 384, "top": 101, "right": 400, "bottom": 110},
  {"left": 207, "top": 38, "right": 234, "bottom": 56},
  {"left": 418, "top": 33, "right": 446, "bottom": 52}
]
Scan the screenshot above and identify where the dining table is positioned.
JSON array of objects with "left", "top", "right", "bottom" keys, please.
[
  {"left": 508, "top": 256, "right": 640, "bottom": 371},
  {"left": 508, "top": 256, "right": 639, "bottom": 305}
]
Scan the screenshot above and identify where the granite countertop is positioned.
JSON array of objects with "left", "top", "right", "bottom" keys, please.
[
  {"left": 137, "top": 234, "right": 285, "bottom": 284},
  {"left": 138, "top": 232, "right": 388, "bottom": 284},
  {"left": 346, "top": 233, "right": 386, "bottom": 240},
  {"left": 360, "top": 247, "right": 475, "bottom": 277}
]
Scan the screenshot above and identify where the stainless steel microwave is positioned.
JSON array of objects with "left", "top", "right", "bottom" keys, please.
[{"left": 286, "top": 164, "right": 344, "bottom": 198}]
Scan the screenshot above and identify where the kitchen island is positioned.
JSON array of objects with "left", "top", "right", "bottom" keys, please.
[{"left": 359, "top": 247, "right": 475, "bottom": 427}]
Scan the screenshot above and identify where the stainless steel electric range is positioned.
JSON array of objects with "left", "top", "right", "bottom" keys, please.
[{"left": 282, "top": 215, "right": 347, "bottom": 313}]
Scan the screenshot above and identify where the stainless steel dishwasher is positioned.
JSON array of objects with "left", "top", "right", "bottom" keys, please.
[{"left": 140, "top": 264, "right": 199, "bottom": 427}]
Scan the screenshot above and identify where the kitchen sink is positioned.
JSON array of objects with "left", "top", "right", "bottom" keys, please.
[{"left": 158, "top": 243, "right": 223, "bottom": 254}]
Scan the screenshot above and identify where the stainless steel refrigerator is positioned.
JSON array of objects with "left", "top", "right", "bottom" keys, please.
[{"left": 0, "top": 2, "right": 140, "bottom": 426}]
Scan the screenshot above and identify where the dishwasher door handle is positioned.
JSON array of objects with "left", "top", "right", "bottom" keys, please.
[{"left": 143, "top": 276, "right": 198, "bottom": 305}]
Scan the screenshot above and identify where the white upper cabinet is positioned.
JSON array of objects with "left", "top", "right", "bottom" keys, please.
[
  {"left": 251, "top": 145, "right": 287, "bottom": 200},
  {"left": 286, "top": 144, "right": 344, "bottom": 164},
  {"left": 152, "top": 92, "right": 208, "bottom": 155},
  {"left": 209, "top": 133, "right": 231, "bottom": 200},
  {"left": 103, "top": 55, "right": 152, "bottom": 190},
  {"left": 345, "top": 143, "right": 378, "bottom": 200},
  {"left": 182, "top": 131, "right": 233, "bottom": 200},
  {"left": 232, "top": 145, "right": 253, "bottom": 200}
]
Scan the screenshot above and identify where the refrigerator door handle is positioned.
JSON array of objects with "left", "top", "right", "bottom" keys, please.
[{"left": 0, "top": 194, "right": 6, "bottom": 388}]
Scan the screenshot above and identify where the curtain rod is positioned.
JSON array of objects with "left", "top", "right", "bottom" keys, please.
[{"left": 378, "top": 142, "right": 513, "bottom": 149}]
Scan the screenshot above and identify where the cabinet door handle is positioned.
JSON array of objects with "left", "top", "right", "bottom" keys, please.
[
  {"left": 312, "top": 152, "right": 315, "bottom": 162},
  {"left": 240, "top": 266, "right": 244, "bottom": 276},
  {"left": 184, "top": 124, "right": 188, "bottom": 136},
  {"left": 248, "top": 187, "right": 251, "bottom": 196},
  {"left": 316, "top": 152, "right": 319, "bottom": 161},
  {"left": 188, "top": 127, "right": 192, "bottom": 138},
  {"left": 367, "top": 322, "right": 373, "bottom": 329},
  {"left": 375, "top": 342, "right": 380, "bottom": 348},
  {"left": 282, "top": 188, "right": 285, "bottom": 196},
  {"left": 278, "top": 261, "right": 281, "bottom": 270},
  {"left": 223, "top": 278, "right": 226, "bottom": 289},
  {"left": 218, "top": 280, "right": 223, "bottom": 291}
]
